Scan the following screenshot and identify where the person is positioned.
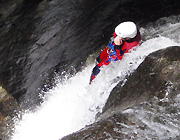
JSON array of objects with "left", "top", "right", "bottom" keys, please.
[{"left": 89, "top": 21, "right": 141, "bottom": 84}]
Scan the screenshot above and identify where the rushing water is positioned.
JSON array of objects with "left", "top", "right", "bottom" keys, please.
[
  {"left": 120, "top": 95, "right": 180, "bottom": 139},
  {"left": 11, "top": 15, "right": 180, "bottom": 140}
]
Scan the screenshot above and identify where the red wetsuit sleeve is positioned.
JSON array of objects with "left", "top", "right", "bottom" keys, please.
[{"left": 99, "top": 47, "right": 109, "bottom": 61}]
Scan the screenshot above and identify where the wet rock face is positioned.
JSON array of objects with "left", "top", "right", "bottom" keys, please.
[
  {"left": 61, "top": 46, "right": 180, "bottom": 139},
  {"left": 102, "top": 46, "right": 180, "bottom": 119},
  {"left": 62, "top": 113, "right": 133, "bottom": 140},
  {"left": 0, "top": 87, "right": 17, "bottom": 117},
  {"left": 0, "top": 86, "right": 18, "bottom": 140},
  {"left": 0, "top": 0, "right": 23, "bottom": 19},
  {"left": 0, "top": 0, "right": 42, "bottom": 102}
]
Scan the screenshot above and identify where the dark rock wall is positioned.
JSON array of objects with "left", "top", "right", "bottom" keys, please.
[{"left": 0, "top": 0, "right": 41, "bottom": 101}]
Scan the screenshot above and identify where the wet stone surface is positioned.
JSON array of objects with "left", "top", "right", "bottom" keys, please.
[{"left": 0, "top": 87, "right": 18, "bottom": 140}]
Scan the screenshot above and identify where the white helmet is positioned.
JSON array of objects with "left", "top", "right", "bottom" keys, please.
[{"left": 115, "top": 21, "right": 137, "bottom": 39}]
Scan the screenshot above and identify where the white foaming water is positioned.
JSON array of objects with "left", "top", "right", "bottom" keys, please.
[{"left": 12, "top": 20, "right": 180, "bottom": 140}]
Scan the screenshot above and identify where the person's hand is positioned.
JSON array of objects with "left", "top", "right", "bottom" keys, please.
[{"left": 114, "top": 36, "right": 123, "bottom": 45}]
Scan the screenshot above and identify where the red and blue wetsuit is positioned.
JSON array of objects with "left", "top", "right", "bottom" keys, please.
[{"left": 90, "top": 30, "right": 141, "bottom": 84}]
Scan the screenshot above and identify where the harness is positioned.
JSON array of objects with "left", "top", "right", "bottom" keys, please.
[{"left": 106, "top": 41, "right": 126, "bottom": 62}]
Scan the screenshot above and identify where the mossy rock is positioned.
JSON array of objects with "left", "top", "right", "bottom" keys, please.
[
  {"left": 0, "top": 86, "right": 18, "bottom": 118},
  {"left": 0, "top": 86, "right": 18, "bottom": 140}
]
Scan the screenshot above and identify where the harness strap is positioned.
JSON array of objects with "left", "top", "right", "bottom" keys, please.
[
  {"left": 106, "top": 41, "right": 127, "bottom": 62},
  {"left": 108, "top": 41, "right": 115, "bottom": 49},
  {"left": 109, "top": 45, "right": 118, "bottom": 61},
  {"left": 106, "top": 42, "right": 118, "bottom": 62}
]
